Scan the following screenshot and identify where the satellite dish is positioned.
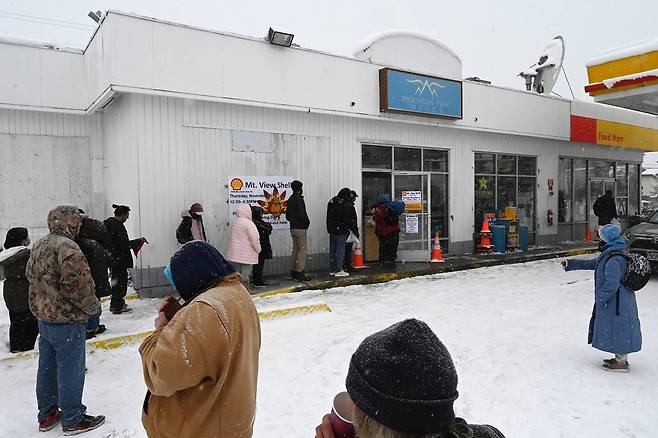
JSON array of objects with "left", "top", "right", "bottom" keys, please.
[{"left": 518, "top": 36, "right": 565, "bottom": 95}]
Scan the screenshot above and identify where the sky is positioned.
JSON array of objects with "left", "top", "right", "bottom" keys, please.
[{"left": 1, "top": 0, "right": 657, "bottom": 163}]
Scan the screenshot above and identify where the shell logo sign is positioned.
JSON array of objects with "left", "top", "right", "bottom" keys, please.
[
  {"left": 228, "top": 176, "right": 294, "bottom": 229},
  {"left": 571, "top": 115, "right": 658, "bottom": 152},
  {"left": 230, "top": 178, "right": 244, "bottom": 191}
]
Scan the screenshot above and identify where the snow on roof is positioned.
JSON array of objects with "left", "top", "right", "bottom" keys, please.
[
  {"left": 353, "top": 30, "right": 462, "bottom": 62},
  {"left": 522, "top": 37, "right": 564, "bottom": 76},
  {"left": 587, "top": 37, "right": 658, "bottom": 67},
  {"left": 600, "top": 68, "right": 658, "bottom": 88},
  {"left": 0, "top": 33, "right": 84, "bottom": 53}
]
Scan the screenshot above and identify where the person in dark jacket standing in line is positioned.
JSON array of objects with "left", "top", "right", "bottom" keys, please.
[
  {"left": 251, "top": 206, "right": 273, "bottom": 287},
  {"left": 343, "top": 190, "right": 359, "bottom": 273},
  {"left": 372, "top": 196, "right": 402, "bottom": 268},
  {"left": 104, "top": 204, "right": 146, "bottom": 315},
  {"left": 0, "top": 227, "right": 38, "bottom": 353},
  {"left": 286, "top": 180, "right": 311, "bottom": 281},
  {"left": 76, "top": 210, "right": 111, "bottom": 338},
  {"left": 326, "top": 188, "right": 359, "bottom": 277},
  {"left": 176, "top": 202, "right": 207, "bottom": 244},
  {"left": 593, "top": 190, "right": 618, "bottom": 226}
]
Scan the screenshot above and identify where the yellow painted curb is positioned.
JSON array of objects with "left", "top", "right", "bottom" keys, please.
[
  {"left": 252, "top": 286, "right": 299, "bottom": 300},
  {"left": 100, "top": 293, "right": 139, "bottom": 304},
  {"left": 1, "top": 304, "right": 332, "bottom": 363},
  {"left": 258, "top": 303, "right": 331, "bottom": 320}
]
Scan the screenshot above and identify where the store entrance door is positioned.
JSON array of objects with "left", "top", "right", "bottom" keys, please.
[
  {"left": 589, "top": 179, "right": 615, "bottom": 229},
  {"left": 393, "top": 173, "right": 430, "bottom": 261}
]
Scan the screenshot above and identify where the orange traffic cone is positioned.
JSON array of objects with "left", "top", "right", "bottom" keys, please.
[
  {"left": 586, "top": 225, "right": 592, "bottom": 242},
  {"left": 430, "top": 232, "right": 445, "bottom": 263},
  {"left": 352, "top": 241, "right": 367, "bottom": 269},
  {"left": 477, "top": 219, "right": 494, "bottom": 255}
]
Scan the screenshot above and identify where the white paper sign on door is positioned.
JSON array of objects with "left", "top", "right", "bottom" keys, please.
[{"left": 405, "top": 214, "right": 419, "bottom": 234}]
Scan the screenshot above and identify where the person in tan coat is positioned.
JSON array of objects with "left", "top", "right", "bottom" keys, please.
[{"left": 140, "top": 241, "right": 261, "bottom": 438}]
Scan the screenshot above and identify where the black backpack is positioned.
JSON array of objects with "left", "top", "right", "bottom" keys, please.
[
  {"left": 384, "top": 205, "right": 399, "bottom": 225},
  {"left": 602, "top": 251, "right": 652, "bottom": 292}
]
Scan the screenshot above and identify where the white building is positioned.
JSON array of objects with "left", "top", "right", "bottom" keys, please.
[{"left": 1, "top": 11, "right": 657, "bottom": 294}]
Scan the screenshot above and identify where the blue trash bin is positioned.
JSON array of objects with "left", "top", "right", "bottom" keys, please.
[
  {"left": 492, "top": 225, "right": 507, "bottom": 253},
  {"left": 519, "top": 225, "right": 529, "bottom": 251}
]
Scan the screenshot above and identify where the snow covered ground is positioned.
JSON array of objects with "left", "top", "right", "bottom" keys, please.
[{"left": 1, "top": 257, "right": 658, "bottom": 437}]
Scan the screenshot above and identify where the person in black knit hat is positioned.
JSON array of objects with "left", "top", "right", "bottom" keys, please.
[{"left": 315, "top": 319, "right": 505, "bottom": 438}]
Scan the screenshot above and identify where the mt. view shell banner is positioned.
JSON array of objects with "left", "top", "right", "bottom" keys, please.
[{"left": 228, "top": 176, "right": 294, "bottom": 229}]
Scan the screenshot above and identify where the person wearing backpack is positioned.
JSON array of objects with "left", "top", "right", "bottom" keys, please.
[
  {"left": 562, "top": 223, "right": 642, "bottom": 372},
  {"left": 373, "top": 196, "right": 401, "bottom": 268}
]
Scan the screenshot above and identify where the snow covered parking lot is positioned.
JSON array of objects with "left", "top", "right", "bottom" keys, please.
[{"left": 1, "top": 257, "right": 658, "bottom": 437}]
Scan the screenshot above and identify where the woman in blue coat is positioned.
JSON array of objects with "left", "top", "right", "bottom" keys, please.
[{"left": 563, "top": 223, "right": 642, "bottom": 372}]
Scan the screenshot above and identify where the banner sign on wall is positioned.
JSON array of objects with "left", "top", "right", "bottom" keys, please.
[
  {"left": 379, "top": 68, "right": 463, "bottom": 119},
  {"left": 228, "top": 176, "right": 294, "bottom": 229}
]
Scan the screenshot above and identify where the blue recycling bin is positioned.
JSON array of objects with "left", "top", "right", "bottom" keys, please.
[
  {"left": 492, "top": 225, "right": 507, "bottom": 253},
  {"left": 519, "top": 225, "right": 529, "bottom": 251}
]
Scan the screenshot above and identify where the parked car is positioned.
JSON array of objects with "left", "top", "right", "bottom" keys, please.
[
  {"left": 625, "top": 211, "right": 658, "bottom": 270},
  {"left": 641, "top": 200, "right": 656, "bottom": 217}
]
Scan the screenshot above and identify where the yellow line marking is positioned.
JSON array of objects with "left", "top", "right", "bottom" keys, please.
[
  {"left": 100, "top": 293, "right": 139, "bottom": 304},
  {"left": 252, "top": 286, "right": 299, "bottom": 300},
  {"left": 258, "top": 303, "right": 331, "bottom": 320},
  {"left": 1, "top": 304, "right": 332, "bottom": 362}
]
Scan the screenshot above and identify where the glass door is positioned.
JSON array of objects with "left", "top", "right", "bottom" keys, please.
[
  {"left": 589, "top": 179, "right": 615, "bottom": 229},
  {"left": 393, "top": 173, "right": 430, "bottom": 261}
]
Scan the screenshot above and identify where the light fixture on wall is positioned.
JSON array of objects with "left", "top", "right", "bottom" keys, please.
[
  {"left": 88, "top": 10, "right": 102, "bottom": 23},
  {"left": 267, "top": 28, "right": 294, "bottom": 47}
]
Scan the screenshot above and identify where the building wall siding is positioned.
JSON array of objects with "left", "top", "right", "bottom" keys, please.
[
  {"left": 0, "top": 108, "right": 103, "bottom": 245},
  {"left": 102, "top": 94, "right": 643, "bottom": 288}
]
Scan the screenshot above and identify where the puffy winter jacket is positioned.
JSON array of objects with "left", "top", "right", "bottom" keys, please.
[
  {"left": 565, "top": 243, "right": 642, "bottom": 354},
  {"left": 226, "top": 204, "right": 261, "bottom": 265},
  {"left": 373, "top": 204, "right": 400, "bottom": 237},
  {"left": 286, "top": 192, "right": 310, "bottom": 229},
  {"left": 0, "top": 246, "right": 31, "bottom": 313},
  {"left": 76, "top": 217, "right": 112, "bottom": 298},
  {"left": 140, "top": 273, "right": 261, "bottom": 438},
  {"left": 326, "top": 196, "right": 359, "bottom": 237},
  {"left": 26, "top": 206, "right": 99, "bottom": 323}
]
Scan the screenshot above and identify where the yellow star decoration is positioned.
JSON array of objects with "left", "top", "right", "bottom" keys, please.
[{"left": 478, "top": 177, "right": 489, "bottom": 191}]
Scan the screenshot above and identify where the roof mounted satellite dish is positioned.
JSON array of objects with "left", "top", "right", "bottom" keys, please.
[{"left": 518, "top": 36, "right": 565, "bottom": 94}]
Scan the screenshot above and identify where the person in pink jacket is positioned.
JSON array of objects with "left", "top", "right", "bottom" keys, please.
[{"left": 226, "top": 204, "right": 261, "bottom": 287}]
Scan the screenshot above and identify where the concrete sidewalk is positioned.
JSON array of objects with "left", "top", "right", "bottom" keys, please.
[{"left": 252, "top": 243, "right": 598, "bottom": 299}]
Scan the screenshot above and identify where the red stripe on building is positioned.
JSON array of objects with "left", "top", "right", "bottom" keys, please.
[{"left": 570, "top": 115, "right": 597, "bottom": 143}]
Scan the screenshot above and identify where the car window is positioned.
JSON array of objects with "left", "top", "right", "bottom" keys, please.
[{"left": 650, "top": 212, "right": 658, "bottom": 224}]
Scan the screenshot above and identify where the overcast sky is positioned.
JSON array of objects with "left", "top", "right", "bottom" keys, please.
[{"left": 1, "top": 0, "right": 657, "bottom": 163}]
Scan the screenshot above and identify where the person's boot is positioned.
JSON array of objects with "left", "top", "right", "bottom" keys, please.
[
  {"left": 252, "top": 274, "right": 268, "bottom": 288},
  {"left": 296, "top": 271, "right": 311, "bottom": 282},
  {"left": 602, "top": 358, "right": 630, "bottom": 373},
  {"left": 38, "top": 408, "right": 62, "bottom": 432},
  {"left": 62, "top": 414, "right": 105, "bottom": 435}
]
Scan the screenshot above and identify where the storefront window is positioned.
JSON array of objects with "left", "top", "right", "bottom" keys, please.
[
  {"left": 616, "top": 163, "right": 628, "bottom": 196},
  {"left": 589, "top": 160, "right": 614, "bottom": 178},
  {"left": 497, "top": 155, "right": 517, "bottom": 175},
  {"left": 558, "top": 158, "right": 571, "bottom": 223},
  {"left": 423, "top": 149, "right": 448, "bottom": 173},
  {"left": 362, "top": 145, "right": 392, "bottom": 169},
  {"left": 497, "top": 177, "right": 517, "bottom": 210},
  {"left": 518, "top": 178, "right": 535, "bottom": 231},
  {"left": 629, "top": 163, "right": 640, "bottom": 215},
  {"left": 362, "top": 172, "right": 392, "bottom": 213},
  {"left": 394, "top": 147, "right": 421, "bottom": 171},
  {"left": 475, "top": 153, "right": 495, "bottom": 174},
  {"left": 474, "top": 176, "right": 495, "bottom": 230},
  {"left": 518, "top": 156, "right": 536, "bottom": 176},
  {"left": 573, "top": 159, "right": 587, "bottom": 221},
  {"left": 431, "top": 174, "right": 449, "bottom": 236},
  {"left": 474, "top": 153, "right": 536, "bottom": 240}
]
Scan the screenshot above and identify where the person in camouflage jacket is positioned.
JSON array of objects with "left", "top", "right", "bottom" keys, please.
[
  {"left": 27, "top": 206, "right": 99, "bottom": 322},
  {"left": 26, "top": 205, "right": 105, "bottom": 434}
]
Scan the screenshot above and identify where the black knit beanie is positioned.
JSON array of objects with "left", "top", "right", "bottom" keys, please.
[
  {"left": 4, "top": 227, "right": 28, "bottom": 249},
  {"left": 346, "top": 319, "right": 459, "bottom": 433}
]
